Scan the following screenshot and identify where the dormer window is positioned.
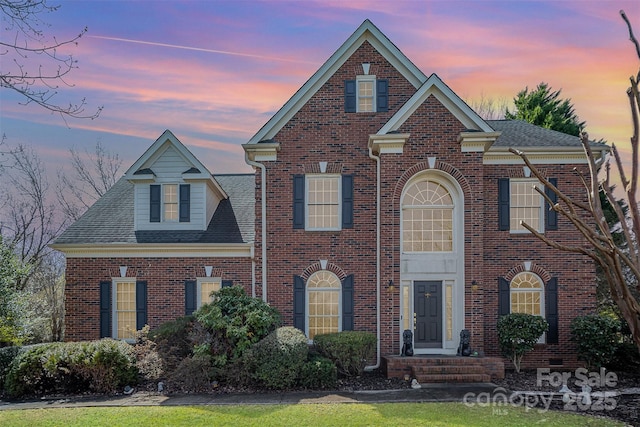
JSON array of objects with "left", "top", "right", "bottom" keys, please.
[
  {"left": 150, "top": 184, "right": 190, "bottom": 223},
  {"left": 344, "top": 76, "right": 388, "bottom": 113}
]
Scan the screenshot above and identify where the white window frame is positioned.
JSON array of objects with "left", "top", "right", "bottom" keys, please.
[
  {"left": 112, "top": 277, "right": 137, "bottom": 342},
  {"left": 197, "top": 277, "right": 221, "bottom": 308},
  {"left": 510, "top": 179, "right": 544, "bottom": 233},
  {"left": 163, "top": 184, "right": 179, "bottom": 222},
  {"left": 401, "top": 179, "right": 455, "bottom": 253},
  {"left": 305, "top": 174, "right": 342, "bottom": 231},
  {"left": 306, "top": 270, "right": 342, "bottom": 340},
  {"left": 356, "top": 75, "right": 376, "bottom": 113},
  {"left": 510, "top": 272, "right": 546, "bottom": 343}
]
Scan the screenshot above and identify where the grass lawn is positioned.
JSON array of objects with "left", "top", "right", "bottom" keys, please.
[{"left": 0, "top": 402, "right": 623, "bottom": 426}]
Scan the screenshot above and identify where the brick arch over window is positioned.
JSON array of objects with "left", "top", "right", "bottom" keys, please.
[
  {"left": 299, "top": 261, "right": 348, "bottom": 281},
  {"left": 503, "top": 263, "right": 552, "bottom": 283},
  {"left": 393, "top": 160, "right": 471, "bottom": 201}
]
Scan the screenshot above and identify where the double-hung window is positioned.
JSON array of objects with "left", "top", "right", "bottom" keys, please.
[
  {"left": 498, "top": 178, "right": 557, "bottom": 233},
  {"left": 150, "top": 183, "right": 190, "bottom": 223},
  {"left": 344, "top": 77, "right": 388, "bottom": 113},
  {"left": 307, "top": 175, "right": 340, "bottom": 230}
]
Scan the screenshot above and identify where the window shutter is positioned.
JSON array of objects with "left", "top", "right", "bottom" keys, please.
[
  {"left": 150, "top": 185, "right": 161, "bottom": 222},
  {"left": 498, "top": 178, "right": 510, "bottom": 231},
  {"left": 293, "top": 275, "right": 305, "bottom": 331},
  {"left": 222, "top": 280, "right": 233, "bottom": 288},
  {"left": 179, "top": 184, "right": 190, "bottom": 222},
  {"left": 342, "top": 274, "right": 354, "bottom": 331},
  {"left": 376, "top": 79, "right": 388, "bottom": 112},
  {"left": 100, "top": 281, "right": 112, "bottom": 338},
  {"left": 136, "top": 281, "right": 147, "bottom": 330},
  {"left": 293, "top": 175, "right": 305, "bottom": 229},
  {"left": 498, "top": 277, "right": 510, "bottom": 316},
  {"left": 546, "top": 277, "right": 559, "bottom": 344},
  {"left": 344, "top": 80, "right": 356, "bottom": 112},
  {"left": 342, "top": 175, "right": 354, "bottom": 229},
  {"left": 185, "top": 280, "right": 197, "bottom": 315},
  {"left": 545, "top": 178, "right": 558, "bottom": 231}
]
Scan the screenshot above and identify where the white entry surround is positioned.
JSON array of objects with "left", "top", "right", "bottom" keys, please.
[{"left": 399, "top": 170, "right": 465, "bottom": 355}]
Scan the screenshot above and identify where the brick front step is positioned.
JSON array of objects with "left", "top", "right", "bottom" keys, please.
[
  {"left": 383, "top": 355, "right": 505, "bottom": 383},
  {"left": 415, "top": 373, "right": 492, "bottom": 383}
]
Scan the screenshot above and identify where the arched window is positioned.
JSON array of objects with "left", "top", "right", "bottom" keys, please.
[
  {"left": 307, "top": 270, "right": 341, "bottom": 339},
  {"left": 510, "top": 272, "right": 544, "bottom": 316},
  {"left": 402, "top": 179, "right": 454, "bottom": 252}
]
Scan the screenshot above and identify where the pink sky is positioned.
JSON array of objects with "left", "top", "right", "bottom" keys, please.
[{"left": 1, "top": 0, "right": 638, "bottom": 179}]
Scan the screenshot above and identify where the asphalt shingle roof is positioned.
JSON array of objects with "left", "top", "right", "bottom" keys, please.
[
  {"left": 54, "top": 174, "right": 255, "bottom": 245},
  {"left": 487, "top": 119, "right": 608, "bottom": 149}
]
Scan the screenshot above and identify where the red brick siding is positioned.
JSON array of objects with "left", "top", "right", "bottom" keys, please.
[{"left": 64, "top": 257, "right": 252, "bottom": 341}]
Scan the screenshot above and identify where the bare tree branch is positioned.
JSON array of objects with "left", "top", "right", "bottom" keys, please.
[{"left": 0, "top": 0, "right": 102, "bottom": 120}]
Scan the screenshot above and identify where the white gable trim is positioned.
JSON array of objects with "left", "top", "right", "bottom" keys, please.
[
  {"left": 246, "top": 19, "right": 427, "bottom": 145},
  {"left": 378, "top": 74, "right": 493, "bottom": 135},
  {"left": 125, "top": 130, "right": 227, "bottom": 199}
]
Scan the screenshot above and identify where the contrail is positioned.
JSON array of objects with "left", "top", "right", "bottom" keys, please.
[{"left": 89, "top": 35, "right": 317, "bottom": 64}]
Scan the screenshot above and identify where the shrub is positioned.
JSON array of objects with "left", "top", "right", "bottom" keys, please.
[
  {"left": 243, "top": 326, "right": 308, "bottom": 389},
  {"left": 0, "top": 346, "right": 21, "bottom": 388},
  {"left": 3, "top": 340, "right": 138, "bottom": 398},
  {"left": 167, "top": 354, "right": 214, "bottom": 393},
  {"left": 313, "top": 331, "right": 376, "bottom": 377},
  {"left": 133, "top": 326, "right": 164, "bottom": 382},
  {"left": 194, "top": 286, "right": 280, "bottom": 366},
  {"left": 149, "top": 316, "right": 194, "bottom": 373},
  {"left": 299, "top": 353, "right": 337, "bottom": 389},
  {"left": 497, "top": 313, "right": 548, "bottom": 373},
  {"left": 570, "top": 314, "right": 621, "bottom": 369}
]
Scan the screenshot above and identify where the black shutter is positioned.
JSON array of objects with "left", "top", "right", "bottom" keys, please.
[
  {"left": 498, "top": 178, "right": 510, "bottom": 231},
  {"left": 546, "top": 277, "right": 559, "bottom": 344},
  {"left": 136, "top": 281, "right": 147, "bottom": 330},
  {"left": 150, "top": 185, "right": 161, "bottom": 222},
  {"left": 100, "top": 281, "right": 112, "bottom": 338},
  {"left": 179, "top": 184, "right": 190, "bottom": 222},
  {"left": 376, "top": 79, "right": 388, "bottom": 112},
  {"left": 545, "top": 178, "right": 558, "bottom": 231},
  {"left": 342, "top": 175, "right": 354, "bottom": 229},
  {"left": 185, "top": 280, "right": 197, "bottom": 315},
  {"left": 222, "top": 280, "right": 233, "bottom": 288},
  {"left": 342, "top": 274, "right": 354, "bottom": 331},
  {"left": 293, "top": 275, "right": 305, "bottom": 331},
  {"left": 498, "top": 277, "right": 510, "bottom": 316},
  {"left": 293, "top": 175, "right": 305, "bottom": 229},
  {"left": 344, "top": 80, "right": 356, "bottom": 112}
]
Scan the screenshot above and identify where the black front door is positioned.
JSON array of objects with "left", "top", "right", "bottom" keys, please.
[{"left": 414, "top": 281, "right": 442, "bottom": 348}]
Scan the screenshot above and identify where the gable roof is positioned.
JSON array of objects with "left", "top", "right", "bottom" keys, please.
[
  {"left": 247, "top": 19, "right": 427, "bottom": 144},
  {"left": 378, "top": 73, "right": 494, "bottom": 134},
  {"left": 52, "top": 174, "right": 255, "bottom": 247},
  {"left": 125, "top": 129, "right": 227, "bottom": 199}
]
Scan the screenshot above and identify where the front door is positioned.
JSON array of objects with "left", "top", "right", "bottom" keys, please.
[{"left": 414, "top": 281, "right": 442, "bottom": 348}]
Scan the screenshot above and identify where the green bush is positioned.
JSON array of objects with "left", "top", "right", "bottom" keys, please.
[
  {"left": 497, "top": 313, "right": 548, "bottom": 373},
  {"left": 570, "top": 314, "right": 621, "bottom": 369},
  {"left": 149, "top": 316, "right": 194, "bottom": 373},
  {"left": 194, "top": 286, "right": 280, "bottom": 367},
  {"left": 313, "top": 331, "right": 376, "bottom": 377},
  {"left": 244, "top": 326, "right": 308, "bottom": 389},
  {"left": 3, "top": 340, "right": 138, "bottom": 398},
  {"left": 0, "top": 346, "right": 21, "bottom": 388},
  {"left": 299, "top": 353, "right": 337, "bottom": 389}
]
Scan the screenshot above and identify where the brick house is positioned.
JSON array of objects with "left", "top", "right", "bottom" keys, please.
[{"left": 53, "top": 20, "right": 607, "bottom": 372}]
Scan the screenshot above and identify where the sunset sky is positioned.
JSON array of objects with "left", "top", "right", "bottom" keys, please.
[{"left": 1, "top": 0, "right": 639, "bottom": 177}]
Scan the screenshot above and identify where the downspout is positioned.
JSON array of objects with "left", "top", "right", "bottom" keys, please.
[
  {"left": 365, "top": 146, "right": 381, "bottom": 371},
  {"left": 245, "top": 153, "right": 268, "bottom": 303},
  {"left": 250, "top": 245, "right": 256, "bottom": 298}
]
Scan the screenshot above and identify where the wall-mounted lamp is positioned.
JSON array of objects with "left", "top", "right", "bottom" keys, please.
[
  {"left": 119, "top": 266, "right": 127, "bottom": 278},
  {"left": 388, "top": 279, "right": 394, "bottom": 292},
  {"left": 471, "top": 280, "right": 478, "bottom": 292}
]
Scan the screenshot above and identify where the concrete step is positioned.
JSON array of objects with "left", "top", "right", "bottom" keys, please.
[
  {"left": 412, "top": 364, "right": 487, "bottom": 376},
  {"left": 414, "top": 373, "right": 492, "bottom": 383}
]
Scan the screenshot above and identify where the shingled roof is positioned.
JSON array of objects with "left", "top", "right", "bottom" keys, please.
[
  {"left": 54, "top": 174, "right": 255, "bottom": 245},
  {"left": 487, "top": 119, "right": 608, "bottom": 149}
]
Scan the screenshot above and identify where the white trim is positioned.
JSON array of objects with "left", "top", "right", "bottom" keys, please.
[
  {"left": 305, "top": 270, "right": 342, "bottom": 340},
  {"left": 112, "top": 277, "right": 137, "bottom": 342},
  {"left": 356, "top": 74, "right": 376, "bottom": 113},
  {"left": 247, "top": 19, "right": 426, "bottom": 145},
  {"left": 509, "top": 178, "right": 544, "bottom": 234},
  {"left": 197, "top": 277, "right": 222, "bottom": 308},
  {"left": 51, "top": 243, "right": 253, "bottom": 258},
  {"left": 510, "top": 272, "right": 546, "bottom": 344},
  {"left": 379, "top": 74, "right": 493, "bottom": 135},
  {"left": 305, "top": 174, "right": 342, "bottom": 231}
]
